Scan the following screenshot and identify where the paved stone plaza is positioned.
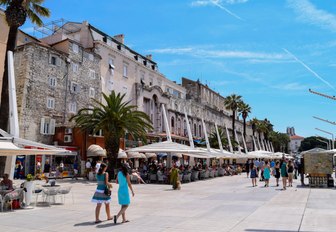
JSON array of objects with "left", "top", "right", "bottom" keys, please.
[{"left": 1, "top": 175, "right": 336, "bottom": 232}]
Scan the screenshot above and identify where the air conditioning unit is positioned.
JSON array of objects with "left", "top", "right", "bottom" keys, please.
[
  {"left": 64, "top": 135, "right": 72, "bottom": 143},
  {"left": 65, "top": 128, "right": 73, "bottom": 134}
]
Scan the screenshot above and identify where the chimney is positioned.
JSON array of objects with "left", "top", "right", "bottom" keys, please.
[
  {"left": 113, "top": 34, "right": 124, "bottom": 44},
  {"left": 146, "top": 54, "right": 152, "bottom": 60}
]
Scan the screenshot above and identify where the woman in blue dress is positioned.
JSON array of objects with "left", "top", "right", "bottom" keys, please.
[
  {"left": 114, "top": 164, "right": 134, "bottom": 224},
  {"left": 91, "top": 163, "right": 112, "bottom": 223},
  {"left": 263, "top": 161, "right": 271, "bottom": 187}
]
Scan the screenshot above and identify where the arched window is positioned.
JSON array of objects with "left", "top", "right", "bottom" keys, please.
[
  {"left": 194, "top": 124, "right": 197, "bottom": 136},
  {"left": 171, "top": 117, "right": 175, "bottom": 127},
  {"left": 199, "top": 125, "right": 202, "bottom": 137}
]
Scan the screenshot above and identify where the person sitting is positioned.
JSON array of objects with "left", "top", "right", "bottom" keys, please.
[
  {"left": 131, "top": 169, "right": 146, "bottom": 184},
  {"left": 0, "top": 174, "right": 14, "bottom": 190}
]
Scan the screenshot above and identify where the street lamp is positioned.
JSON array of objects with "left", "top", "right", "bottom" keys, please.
[
  {"left": 315, "top": 134, "right": 331, "bottom": 150},
  {"left": 315, "top": 128, "right": 334, "bottom": 149},
  {"left": 313, "top": 116, "right": 336, "bottom": 126}
]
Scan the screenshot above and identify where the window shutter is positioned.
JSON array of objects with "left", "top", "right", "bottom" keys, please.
[
  {"left": 50, "top": 119, "right": 56, "bottom": 135},
  {"left": 57, "top": 57, "right": 61, "bottom": 66},
  {"left": 40, "top": 118, "right": 45, "bottom": 134}
]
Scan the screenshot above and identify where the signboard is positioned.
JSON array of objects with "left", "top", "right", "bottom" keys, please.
[{"left": 304, "top": 153, "right": 333, "bottom": 175}]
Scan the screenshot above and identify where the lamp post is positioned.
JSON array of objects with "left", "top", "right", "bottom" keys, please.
[
  {"left": 315, "top": 128, "right": 334, "bottom": 149},
  {"left": 315, "top": 134, "right": 331, "bottom": 150},
  {"left": 315, "top": 136, "right": 330, "bottom": 150}
]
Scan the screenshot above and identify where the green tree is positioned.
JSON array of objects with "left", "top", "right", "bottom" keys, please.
[
  {"left": 269, "top": 131, "right": 290, "bottom": 153},
  {"left": 0, "top": 0, "right": 50, "bottom": 131},
  {"left": 299, "top": 136, "right": 329, "bottom": 152},
  {"left": 238, "top": 102, "right": 251, "bottom": 140},
  {"left": 70, "top": 91, "right": 153, "bottom": 173},
  {"left": 224, "top": 94, "right": 242, "bottom": 141},
  {"left": 208, "top": 128, "right": 238, "bottom": 151}
]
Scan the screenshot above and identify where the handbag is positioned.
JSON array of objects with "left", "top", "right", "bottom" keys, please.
[{"left": 104, "top": 186, "right": 111, "bottom": 196}]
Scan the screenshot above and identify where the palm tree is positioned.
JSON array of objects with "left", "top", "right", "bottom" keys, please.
[
  {"left": 0, "top": 0, "right": 50, "bottom": 131},
  {"left": 250, "top": 117, "right": 259, "bottom": 137},
  {"left": 209, "top": 128, "right": 237, "bottom": 151},
  {"left": 71, "top": 91, "right": 153, "bottom": 171},
  {"left": 256, "top": 121, "right": 269, "bottom": 147},
  {"left": 224, "top": 94, "right": 242, "bottom": 140},
  {"left": 238, "top": 102, "right": 251, "bottom": 140}
]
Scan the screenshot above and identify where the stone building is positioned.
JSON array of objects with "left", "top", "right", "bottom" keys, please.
[
  {"left": 0, "top": 9, "right": 9, "bottom": 96},
  {"left": 13, "top": 38, "right": 101, "bottom": 173}
]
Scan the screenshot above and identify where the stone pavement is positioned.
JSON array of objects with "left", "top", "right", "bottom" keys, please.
[{"left": 1, "top": 174, "right": 336, "bottom": 232}]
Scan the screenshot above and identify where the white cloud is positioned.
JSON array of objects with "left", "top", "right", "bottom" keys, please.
[
  {"left": 190, "top": 0, "right": 244, "bottom": 20},
  {"left": 287, "top": 0, "right": 336, "bottom": 33},
  {"left": 149, "top": 46, "right": 289, "bottom": 61},
  {"left": 275, "top": 82, "right": 308, "bottom": 91}
]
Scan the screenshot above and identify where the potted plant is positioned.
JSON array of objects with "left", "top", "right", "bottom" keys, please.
[{"left": 24, "top": 174, "right": 35, "bottom": 206}]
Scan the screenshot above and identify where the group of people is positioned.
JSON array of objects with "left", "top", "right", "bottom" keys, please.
[
  {"left": 246, "top": 158, "right": 298, "bottom": 190},
  {"left": 91, "top": 163, "right": 135, "bottom": 224}
]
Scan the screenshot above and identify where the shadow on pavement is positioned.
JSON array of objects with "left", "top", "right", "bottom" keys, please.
[
  {"left": 245, "top": 230, "right": 297, "bottom": 232},
  {"left": 96, "top": 222, "right": 120, "bottom": 228},
  {"left": 74, "top": 221, "right": 96, "bottom": 227}
]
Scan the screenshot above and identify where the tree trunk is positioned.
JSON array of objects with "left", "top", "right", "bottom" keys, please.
[
  {"left": 0, "top": 26, "right": 18, "bottom": 177},
  {"left": 0, "top": 26, "right": 18, "bottom": 131},
  {"left": 105, "top": 134, "right": 120, "bottom": 180},
  {"left": 243, "top": 116, "right": 246, "bottom": 140},
  {"left": 232, "top": 110, "right": 235, "bottom": 141}
]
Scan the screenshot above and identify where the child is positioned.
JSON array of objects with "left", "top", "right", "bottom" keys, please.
[{"left": 250, "top": 165, "right": 258, "bottom": 187}]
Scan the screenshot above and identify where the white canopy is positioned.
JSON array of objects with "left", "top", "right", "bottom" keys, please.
[
  {"left": 117, "top": 149, "right": 127, "bottom": 159},
  {"left": 301, "top": 148, "right": 336, "bottom": 155},
  {"left": 126, "top": 141, "right": 208, "bottom": 154},
  {"left": 127, "top": 152, "right": 146, "bottom": 159},
  {"left": 247, "top": 150, "right": 273, "bottom": 159},
  {"left": 0, "top": 140, "right": 70, "bottom": 156},
  {"left": 87, "top": 144, "right": 106, "bottom": 157},
  {"left": 145, "top": 153, "right": 157, "bottom": 158}
]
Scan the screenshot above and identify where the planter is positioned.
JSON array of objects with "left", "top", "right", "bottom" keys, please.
[{"left": 24, "top": 181, "right": 35, "bottom": 206}]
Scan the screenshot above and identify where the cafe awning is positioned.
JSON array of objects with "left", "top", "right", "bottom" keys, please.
[
  {"left": 87, "top": 144, "right": 106, "bottom": 157},
  {"left": 0, "top": 140, "right": 70, "bottom": 156}
]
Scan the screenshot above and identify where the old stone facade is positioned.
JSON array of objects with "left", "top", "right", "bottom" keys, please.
[{"left": 14, "top": 39, "right": 101, "bottom": 144}]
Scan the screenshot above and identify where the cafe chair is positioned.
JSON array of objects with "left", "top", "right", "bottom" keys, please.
[{"left": 57, "top": 186, "right": 73, "bottom": 204}]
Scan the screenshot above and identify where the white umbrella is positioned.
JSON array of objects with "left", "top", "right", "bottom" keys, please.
[
  {"left": 87, "top": 144, "right": 106, "bottom": 157},
  {"left": 145, "top": 153, "right": 157, "bottom": 158},
  {"left": 127, "top": 152, "right": 146, "bottom": 159},
  {"left": 0, "top": 141, "right": 70, "bottom": 156},
  {"left": 118, "top": 149, "right": 127, "bottom": 159}
]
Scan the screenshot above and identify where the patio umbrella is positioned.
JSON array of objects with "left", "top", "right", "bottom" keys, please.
[
  {"left": 0, "top": 141, "right": 70, "bottom": 156},
  {"left": 117, "top": 149, "right": 127, "bottom": 159},
  {"left": 87, "top": 144, "right": 106, "bottom": 157},
  {"left": 145, "top": 153, "right": 157, "bottom": 158},
  {"left": 127, "top": 152, "right": 146, "bottom": 159}
]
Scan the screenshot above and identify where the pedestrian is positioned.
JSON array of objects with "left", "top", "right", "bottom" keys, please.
[
  {"left": 85, "top": 159, "right": 91, "bottom": 179},
  {"left": 287, "top": 160, "right": 294, "bottom": 187},
  {"left": 72, "top": 162, "right": 78, "bottom": 180},
  {"left": 170, "top": 164, "right": 179, "bottom": 190},
  {"left": 263, "top": 161, "right": 271, "bottom": 187},
  {"left": 114, "top": 164, "right": 135, "bottom": 224},
  {"left": 280, "top": 159, "right": 288, "bottom": 190},
  {"left": 43, "top": 160, "right": 51, "bottom": 183},
  {"left": 250, "top": 164, "right": 258, "bottom": 187},
  {"left": 15, "top": 161, "right": 22, "bottom": 179},
  {"left": 95, "top": 160, "right": 102, "bottom": 174},
  {"left": 259, "top": 159, "right": 265, "bottom": 181},
  {"left": 245, "top": 160, "right": 250, "bottom": 178},
  {"left": 91, "top": 163, "right": 112, "bottom": 224},
  {"left": 274, "top": 161, "right": 280, "bottom": 187},
  {"left": 298, "top": 158, "right": 305, "bottom": 186}
]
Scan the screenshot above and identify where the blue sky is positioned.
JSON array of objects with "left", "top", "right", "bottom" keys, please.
[{"left": 21, "top": 0, "right": 336, "bottom": 138}]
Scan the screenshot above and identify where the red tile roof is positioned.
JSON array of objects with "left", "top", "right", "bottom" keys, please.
[{"left": 290, "top": 135, "right": 304, "bottom": 139}]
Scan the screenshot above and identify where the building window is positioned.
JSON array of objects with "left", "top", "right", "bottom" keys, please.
[
  {"left": 70, "top": 82, "right": 80, "bottom": 93},
  {"left": 40, "top": 118, "right": 55, "bottom": 135},
  {"left": 47, "top": 97, "right": 55, "bottom": 109},
  {"left": 69, "top": 102, "right": 77, "bottom": 113},
  {"left": 89, "top": 87, "right": 95, "bottom": 98},
  {"left": 72, "top": 43, "right": 79, "bottom": 53},
  {"left": 171, "top": 117, "right": 175, "bottom": 127},
  {"left": 49, "top": 55, "right": 60, "bottom": 66},
  {"left": 89, "top": 69, "right": 96, "bottom": 79},
  {"left": 72, "top": 63, "right": 79, "bottom": 73},
  {"left": 48, "top": 76, "right": 57, "bottom": 88},
  {"left": 123, "top": 64, "right": 128, "bottom": 78}
]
